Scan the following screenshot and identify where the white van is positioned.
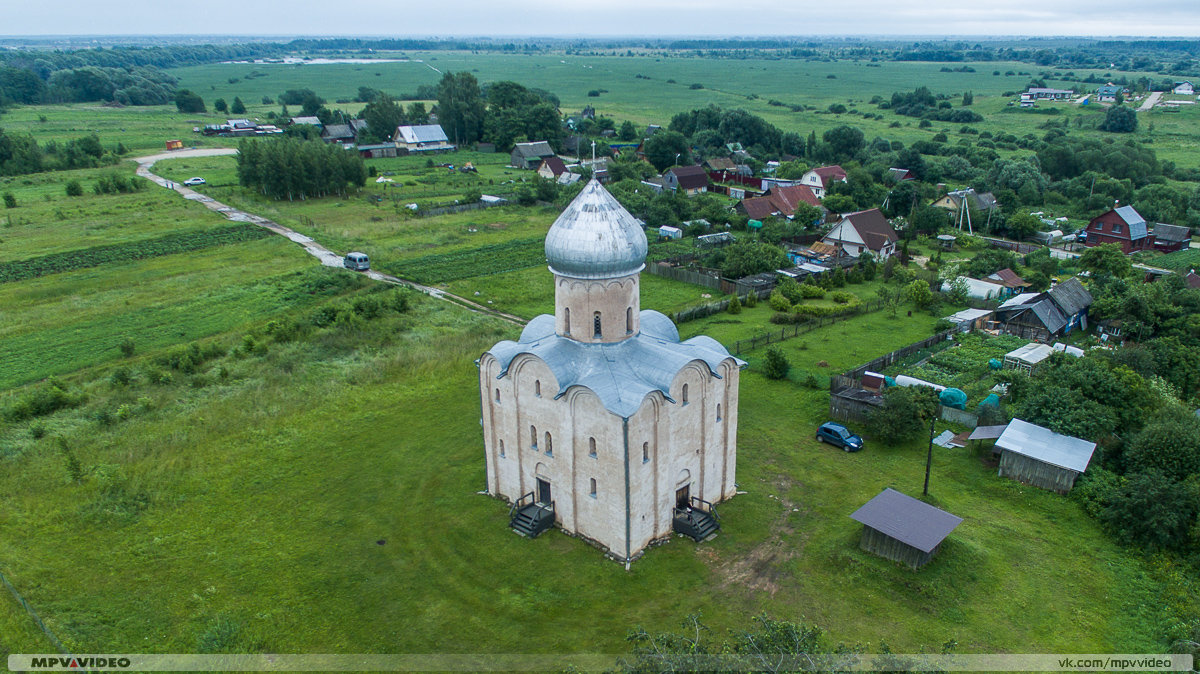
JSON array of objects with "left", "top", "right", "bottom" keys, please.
[{"left": 344, "top": 252, "right": 370, "bottom": 271}]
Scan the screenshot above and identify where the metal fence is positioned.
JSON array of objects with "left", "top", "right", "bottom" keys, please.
[{"left": 0, "top": 564, "right": 68, "bottom": 653}]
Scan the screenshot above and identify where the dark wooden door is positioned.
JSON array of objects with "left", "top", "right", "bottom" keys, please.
[
  {"left": 675, "top": 484, "right": 690, "bottom": 510},
  {"left": 537, "top": 478, "right": 552, "bottom": 505}
]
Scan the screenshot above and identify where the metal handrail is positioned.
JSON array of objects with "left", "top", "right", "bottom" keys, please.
[
  {"left": 690, "top": 496, "right": 719, "bottom": 522},
  {"left": 508, "top": 491, "right": 535, "bottom": 519}
]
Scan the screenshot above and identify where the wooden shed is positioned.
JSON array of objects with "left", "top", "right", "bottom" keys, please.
[
  {"left": 995, "top": 419, "right": 1096, "bottom": 493},
  {"left": 849, "top": 488, "right": 963, "bottom": 569}
]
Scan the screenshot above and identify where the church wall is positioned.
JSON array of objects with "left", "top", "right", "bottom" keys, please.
[
  {"left": 555, "top": 274, "right": 640, "bottom": 343},
  {"left": 564, "top": 389, "right": 626, "bottom": 556},
  {"left": 627, "top": 396, "right": 665, "bottom": 553}
]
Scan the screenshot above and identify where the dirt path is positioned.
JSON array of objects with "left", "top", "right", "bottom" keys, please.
[
  {"left": 1139, "top": 91, "right": 1162, "bottom": 112},
  {"left": 132, "top": 151, "right": 527, "bottom": 327}
]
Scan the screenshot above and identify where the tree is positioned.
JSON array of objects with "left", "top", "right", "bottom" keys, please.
[
  {"left": 821, "top": 125, "right": 864, "bottom": 161},
  {"left": 1100, "top": 470, "right": 1198, "bottom": 551},
  {"left": 642, "top": 130, "right": 691, "bottom": 172},
  {"left": 906, "top": 279, "right": 933, "bottom": 309},
  {"left": 876, "top": 284, "right": 904, "bottom": 317},
  {"left": 1126, "top": 407, "right": 1200, "bottom": 482},
  {"left": 762, "top": 347, "right": 790, "bottom": 380},
  {"left": 719, "top": 241, "right": 789, "bottom": 279},
  {"left": 1005, "top": 212, "right": 1042, "bottom": 241},
  {"left": 962, "top": 91, "right": 974, "bottom": 106},
  {"left": 618, "top": 120, "right": 638, "bottom": 141},
  {"left": 174, "top": 89, "right": 205, "bottom": 113},
  {"left": 868, "top": 385, "right": 940, "bottom": 445},
  {"left": 1099, "top": 105, "right": 1138, "bottom": 133},
  {"left": 213, "top": 98, "right": 228, "bottom": 113},
  {"left": 230, "top": 97, "right": 246, "bottom": 115},
  {"left": 1079, "top": 243, "right": 1133, "bottom": 279},
  {"left": 909, "top": 204, "right": 948, "bottom": 235},
  {"left": 727, "top": 294, "right": 742, "bottom": 315},
  {"left": 437, "top": 71, "right": 486, "bottom": 145},
  {"left": 361, "top": 93, "right": 405, "bottom": 143}
]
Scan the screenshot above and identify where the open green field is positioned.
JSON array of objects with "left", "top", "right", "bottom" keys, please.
[
  {"left": 0, "top": 292, "right": 1176, "bottom": 657},
  {"left": 0, "top": 52, "right": 1193, "bottom": 172}
]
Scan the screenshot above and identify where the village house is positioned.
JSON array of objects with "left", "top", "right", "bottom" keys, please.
[
  {"left": 849, "top": 488, "right": 962, "bottom": 570},
  {"left": 663, "top": 165, "right": 709, "bottom": 195},
  {"left": 995, "top": 419, "right": 1096, "bottom": 494},
  {"left": 820, "top": 208, "right": 898, "bottom": 259},
  {"left": 510, "top": 141, "right": 557, "bottom": 169},
  {"left": 992, "top": 277, "right": 1093, "bottom": 342},
  {"left": 478, "top": 180, "right": 743, "bottom": 566},
  {"left": 1174, "top": 81, "right": 1194, "bottom": 96},
  {"left": 984, "top": 268, "right": 1030, "bottom": 294},
  {"left": 537, "top": 156, "right": 569, "bottom": 181},
  {"left": 703, "top": 157, "right": 738, "bottom": 173},
  {"left": 1084, "top": 206, "right": 1152, "bottom": 254},
  {"left": 1151, "top": 223, "right": 1192, "bottom": 253},
  {"left": 736, "top": 184, "right": 822, "bottom": 223},
  {"left": 887, "top": 167, "right": 916, "bottom": 183},
  {"left": 799, "top": 165, "right": 847, "bottom": 199},
  {"left": 393, "top": 124, "right": 453, "bottom": 153},
  {"left": 1097, "top": 84, "right": 1122, "bottom": 103},
  {"left": 1024, "top": 87, "right": 1073, "bottom": 100},
  {"left": 320, "top": 123, "right": 355, "bottom": 145}
]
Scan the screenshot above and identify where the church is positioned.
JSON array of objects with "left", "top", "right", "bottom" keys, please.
[{"left": 477, "top": 179, "right": 744, "bottom": 566}]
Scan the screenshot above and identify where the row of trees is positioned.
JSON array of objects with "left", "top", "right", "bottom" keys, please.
[
  {"left": 235, "top": 138, "right": 366, "bottom": 201},
  {"left": 0, "top": 64, "right": 178, "bottom": 107},
  {"left": 0, "top": 130, "right": 117, "bottom": 176}
]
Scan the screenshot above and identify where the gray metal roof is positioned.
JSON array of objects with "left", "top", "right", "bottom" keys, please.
[
  {"left": 544, "top": 179, "right": 648, "bottom": 279},
  {"left": 1046, "top": 277, "right": 1093, "bottom": 317},
  {"left": 995, "top": 418, "right": 1096, "bottom": 473},
  {"left": 485, "top": 311, "right": 744, "bottom": 418},
  {"left": 1005, "top": 342, "right": 1054, "bottom": 365},
  {"left": 968, "top": 425, "right": 1008, "bottom": 441},
  {"left": 1027, "top": 299, "right": 1069, "bottom": 334},
  {"left": 396, "top": 124, "right": 448, "bottom": 144},
  {"left": 513, "top": 141, "right": 555, "bottom": 158},
  {"left": 1114, "top": 205, "right": 1149, "bottom": 240},
  {"left": 1153, "top": 223, "right": 1191, "bottom": 243},
  {"left": 849, "top": 488, "right": 963, "bottom": 553}
]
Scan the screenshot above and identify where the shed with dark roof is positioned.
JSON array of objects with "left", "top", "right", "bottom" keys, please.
[
  {"left": 1152, "top": 223, "right": 1192, "bottom": 253},
  {"left": 849, "top": 488, "right": 962, "bottom": 569},
  {"left": 664, "top": 165, "right": 710, "bottom": 194}
]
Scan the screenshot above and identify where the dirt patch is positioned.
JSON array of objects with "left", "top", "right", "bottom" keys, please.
[
  {"left": 715, "top": 480, "right": 808, "bottom": 595},
  {"left": 485, "top": 222, "right": 508, "bottom": 229}
]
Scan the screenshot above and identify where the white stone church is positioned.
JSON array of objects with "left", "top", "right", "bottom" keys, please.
[{"left": 478, "top": 179, "right": 743, "bottom": 566}]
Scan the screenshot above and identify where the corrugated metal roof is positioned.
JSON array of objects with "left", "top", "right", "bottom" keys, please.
[
  {"left": 1029, "top": 299, "right": 1068, "bottom": 334},
  {"left": 968, "top": 425, "right": 1008, "bottom": 441},
  {"left": 849, "top": 488, "right": 963, "bottom": 553},
  {"left": 1153, "top": 223, "right": 1191, "bottom": 242},
  {"left": 1114, "top": 205, "right": 1149, "bottom": 240},
  {"left": 944, "top": 308, "right": 993, "bottom": 324},
  {"left": 998, "top": 292, "right": 1040, "bottom": 309},
  {"left": 513, "top": 141, "right": 555, "bottom": 158},
  {"left": 397, "top": 124, "right": 448, "bottom": 144},
  {"left": 995, "top": 418, "right": 1096, "bottom": 473},
  {"left": 1005, "top": 342, "right": 1054, "bottom": 365},
  {"left": 485, "top": 311, "right": 744, "bottom": 418}
]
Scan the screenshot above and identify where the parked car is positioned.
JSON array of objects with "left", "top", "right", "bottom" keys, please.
[
  {"left": 816, "top": 422, "right": 863, "bottom": 452},
  {"left": 183, "top": 177, "right": 206, "bottom": 186},
  {"left": 344, "top": 251, "right": 370, "bottom": 271}
]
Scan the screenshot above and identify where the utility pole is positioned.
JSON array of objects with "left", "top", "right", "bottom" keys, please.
[{"left": 924, "top": 412, "right": 936, "bottom": 496}]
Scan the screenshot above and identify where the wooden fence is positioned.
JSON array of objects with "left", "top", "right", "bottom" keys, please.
[
  {"left": 644, "top": 263, "right": 724, "bottom": 292},
  {"left": 829, "top": 329, "right": 956, "bottom": 392},
  {"left": 982, "top": 236, "right": 1039, "bottom": 254}
]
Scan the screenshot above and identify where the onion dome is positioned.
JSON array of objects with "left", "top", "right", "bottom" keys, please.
[{"left": 545, "top": 179, "right": 647, "bottom": 279}]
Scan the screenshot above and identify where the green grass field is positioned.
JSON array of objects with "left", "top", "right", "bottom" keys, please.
[{"left": 0, "top": 292, "right": 1176, "bottom": 657}]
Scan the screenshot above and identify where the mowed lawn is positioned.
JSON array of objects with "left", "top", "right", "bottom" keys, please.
[{"left": 0, "top": 295, "right": 1173, "bottom": 657}]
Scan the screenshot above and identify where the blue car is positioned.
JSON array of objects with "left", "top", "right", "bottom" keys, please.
[{"left": 816, "top": 422, "right": 864, "bottom": 452}]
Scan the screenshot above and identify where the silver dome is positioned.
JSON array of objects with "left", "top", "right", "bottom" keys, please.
[{"left": 545, "top": 179, "right": 648, "bottom": 279}]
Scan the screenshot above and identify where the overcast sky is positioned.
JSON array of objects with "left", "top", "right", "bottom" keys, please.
[{"left": 3, "top": 0, "right": 1200, "bottom": 38}]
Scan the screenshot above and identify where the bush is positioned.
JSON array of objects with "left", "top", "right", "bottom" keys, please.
[
  {"left": 768, "top": 289, "right": 791, "bottom": 312},
  {"left": 829, "top": 290, "right": 855, "bottom": 304},
  {"left": 744, "top": 291, "right": 757, "bottom": 308},
  {"left": 3, "top": 193, "right": 15, "bottom": 209},
  {"left": 867, "top": 386, "right": 939, "bottom": 445},
  {"left": 3, "top": 380, "right": 86, "bottom": 423},
  {"left": 799, "top": 284, "right": 825, "bottom": 299},
  {"left": 727, "top": 294, "right": 742, "bottom": 314},
  {"left": 119, "top": 336, "right": 136, "bottom": 357},
  {"left": 762, "top": 346, "right": 790, "bottom": 380},
  {"left": 1100, "top": 470, "right": 1198, "bottom": 551},
  {"left": 65, "top": 180, "right": 83, "bottom": 197}
]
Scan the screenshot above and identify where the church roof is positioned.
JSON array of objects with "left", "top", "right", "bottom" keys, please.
[
  {"left": 485, "top": 311, "right": 744, "bottom": 418},
  {"left": 544, "top": 179, "right": 648, "bottom": 279}
]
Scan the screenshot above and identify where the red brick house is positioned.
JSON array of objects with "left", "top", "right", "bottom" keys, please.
[{"left": 1084, "top": 206, "right": 1152, "bottom": 254}]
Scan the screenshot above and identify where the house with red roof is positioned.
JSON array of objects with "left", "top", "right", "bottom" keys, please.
[
  {"left": 537, "top": 156, "right": 569, "bottom": 180},
  {"left": 799, "top": 165, "right": 848, "bottom": 199},
  {"left": 1084, "top": 206, "right": 1152, "bottom": 254},
  {"left": 736, "top": 184, "right": 823, "bottom": 222},
  {"left": 820, "top": 208, "right": 899, "bottom": 259}
]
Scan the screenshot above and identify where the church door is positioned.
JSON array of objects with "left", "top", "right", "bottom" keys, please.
[
  {"left": 675, "top": 484, "right": 690, "bottom": 511},
  {"left": 536, "top": 478, "right": 552, "bottom": 506}
]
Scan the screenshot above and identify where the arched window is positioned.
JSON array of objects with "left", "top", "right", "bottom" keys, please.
[
  {"left": 564, "top": 307, "right": 571, "bottom": 335},
  {"left": 498, "top": 439, "right": 505, "bottom": 458},
  {"left": 717, "top": 403, "right": 722, "bottom": 422},
  {"left": 589, "top": 478, "right": 597, "bottom": 498},
  {"left": 589, "top": 437, "right": 597, "bottom": 458},
  {"left": 626, "top": 307, "right": 633, "bottom": 334},
  {"left": 642, "top": 442, "right": 649, "bottom": 463},
  {"left": 530, "top": 425, "right": 537, "bottom": 449},
  {"left": 593, "top": 311, "right": 602, "bottom": 338},
  {"left": 682, "top": 384, "right": 689, "bottom": 405},
  {"left": 494, "top": 388, "right": 500, "bottom": 403},
  {"left": 544, "top": 432, "right": 553, "bottom": 456},
  {"left": 535, "top": 380, "right": 541, "bottom": 397}
]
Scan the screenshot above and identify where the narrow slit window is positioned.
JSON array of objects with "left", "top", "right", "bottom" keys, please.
[
  {"left": 498, "top": 439, "right": 505, "bottom": 458},
  {"left": 564, "top": 307, "right": 571, "bottom": 335},
  {"left": 589, "top": 437, "right": 597, "bottom": 458},
  {"left": 589, "top": 478, "right": 597, "bottom": 498},
  {"left": 545, "top": 432, "right": 553, "bottom": 456},
  {"left": 530, "top": 425, "right": 537, "bottom": 449},
  {"left": 642, "top": 442, "right": 649, "bottom": 463},
  {"left": 717, "top": 403, "right": 722, "bottom": 421},
  {"left": 626, "top": 307, "right": 633, "bottom": 334},
  {"left": 535, "top": 380, "right": 541, "bottom": 397},
  {"left": 594, "top": 312, "right": 602, "bottom": 338},
  {"left": 494, "top": 388, "right": 500, "bottom": 403},
  {"left": 682, "top": 384, "right": 689, "bottom": 405}
]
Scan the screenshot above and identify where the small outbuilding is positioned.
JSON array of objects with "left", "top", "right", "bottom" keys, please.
[
  {"left": 995, "top": 419, "right": 1096, "bottom": 493},
  {"left": 849, "top": 488, "right": 963, "bottom": 569},
  {"left": 1003, "top": 342, "right": 1055, "bottom": 374}
]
